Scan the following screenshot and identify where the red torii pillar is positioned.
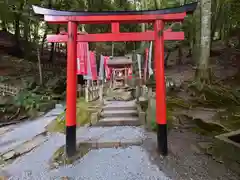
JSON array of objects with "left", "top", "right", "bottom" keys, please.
[
  {"left": 154, "top": 20, "right": 167, "bottom": 154},
  {"left": 32, "top": 2, "right": 197, "bottom": 157}
]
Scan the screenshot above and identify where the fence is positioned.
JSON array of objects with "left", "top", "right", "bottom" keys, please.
[
  {"left": 0, "top": 83, "right": 22, "bottom": 96},
  {"left": 84, "top": 80, "right": 102, "bottom": 102}
]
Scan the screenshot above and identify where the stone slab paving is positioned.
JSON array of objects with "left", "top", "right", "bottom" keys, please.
[
  {"left": 3, "top": 133, "right": 65, "bottom": 177},
  {"left": 0, "top": 104, "right": 65, "bottom": 155},
  {"left": 7, "top": 146, "right": 171, "bottom": 180},
  {"left": 2, "top": 134, "right": 48, "bottom": 161}
]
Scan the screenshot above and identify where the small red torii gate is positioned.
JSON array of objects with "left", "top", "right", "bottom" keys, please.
[{"left": 33, "top": 2, "right": 197, "bottom": 157}]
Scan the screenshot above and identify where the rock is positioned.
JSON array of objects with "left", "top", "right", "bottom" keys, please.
[
  {"left": 61, "top": 176, "right": 70, "bottom": 180},
  {"left": 2, "top": 134, "right": 47, "bottom": 161},
  {"left": 2, "top": 150, "right": 16, "bottom": 160},
  {"left": 38, "top": 102, "right": 55, "bottom": 112},
  {"left": 0, "top": 176, "right": 8, "bottom": 180},
  {"left": 190, "top": 144, "right": 202, "bottom": 154},
  {"left": 90, "top": 112, "right": 99, "bottom": 125},
  {"left": 106, "top": 90, "right": 133, "bottom": 101},
  {"left": 197, "top": 142, "right": 213, "bottom": 150},
  {"left": 121, "top": 92, "right": 133, "bottom": 101},
  {"left": 55, "top": 104, "right": 64, "bottom": 109},
  {"left": 194, "top": 118, "right": 228, "bottom": 134}
]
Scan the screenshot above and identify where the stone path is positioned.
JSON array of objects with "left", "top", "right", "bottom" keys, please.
[{"left": 1, "top": 99, "right": 171, "bottom": 180}]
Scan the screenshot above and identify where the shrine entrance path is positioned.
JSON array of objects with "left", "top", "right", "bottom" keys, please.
[{"left": 2, "top": 99, "right": 171, "bottom": 180}]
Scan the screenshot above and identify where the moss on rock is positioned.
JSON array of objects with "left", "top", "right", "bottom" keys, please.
[{"left": 47, "top": 98, "right": 100, "bottom": 133}]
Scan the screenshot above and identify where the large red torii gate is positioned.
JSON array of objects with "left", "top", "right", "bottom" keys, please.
[{"left": 33, "top": 2, "right": 197, "bottom": 157}]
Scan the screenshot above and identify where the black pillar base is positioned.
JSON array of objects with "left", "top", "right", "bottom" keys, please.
[
  {"left": 157, "top": 124, "right": 168, "bottom": 156},
  {"left": 66, "top": 125, "right": 76, "bottom": 157}
]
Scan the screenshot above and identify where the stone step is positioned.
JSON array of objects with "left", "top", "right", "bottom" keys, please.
[
  {"left": 103, "top": 106, "right": 136, "bottom": 111},
  {"left": 95, "top": 117, "right": 140, "bottom": 126},
  {"left": 101, "top": 110, "right": 138, "bottom": 118},
  {"left": 76, "top": 126, "right": 145, "bottom": 148}
]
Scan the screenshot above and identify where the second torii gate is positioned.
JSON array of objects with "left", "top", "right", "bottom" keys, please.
[{"left": 33, "top": 2, "right": 197, "bottom": 157}]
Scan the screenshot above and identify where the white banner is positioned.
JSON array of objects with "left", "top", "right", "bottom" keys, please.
[{"left": 148, "top": 41, "right": 153, "bottom": 77}]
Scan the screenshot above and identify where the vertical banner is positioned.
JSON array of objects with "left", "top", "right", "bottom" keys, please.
[
  {"left": 137, "top": 54, "right": 142, "bottom": 79},
  {"left": 128, "top": 66, "right": 132, "bottom": 79},
  {"left": 148, "top": 41, "right": 153, "bottom": 78},
  {"left": 144, "top": 48, "right": 149, "bottom": 81},
  {"left": 90, "top": 51, "right": 97, "bottom": 80},
  {"left": 99, "top": 55, "right": 105, "bottom": 80},
  {"left": 104, "top": 56, "right": 111, "bottom": 80},
  {"left": 77, "top": 42, "right": 88, "bottom": 75},
  {"left": 84, "top": 50, "right": 92, "bottom": 80}
]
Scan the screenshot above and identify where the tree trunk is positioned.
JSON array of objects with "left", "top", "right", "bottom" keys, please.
[
  {"left": 23, "top": 18, "right": 30, "bottom": 58},
  {"left": 154, "top": 0, "right": 161, "bottom": 9},
  {"left": 192, "top": 2, "right": 201, "bottom": 65},
  {"left": 14, "top": 2, "right": 24, "bottom": 44},
  {"left": 37, "top": 47, "right": 43, "bottom": 85},
  {"left": 195, "top": 0, "right": 212, "bottom": 86},
  {"left": 140, "top": 0, "right": 147, "bottom": 49},
  {"left": 14, "top": 15, "right": 20, "bottom": 43},
  {"left": 49, "top": 26, "right": 60, "bottom": 62},
  {"left": 177, "top": 44, "right": 183, "bottom": 65},
  {"left": 41, "top": 28, "right": 47, "bottom": 56}
]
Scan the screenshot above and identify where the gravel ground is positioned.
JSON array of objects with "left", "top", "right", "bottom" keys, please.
[{"left": 7, "top": 146, "right": 171, "bottom": 180}]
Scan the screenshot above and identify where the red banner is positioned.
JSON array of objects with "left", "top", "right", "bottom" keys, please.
[
  {"left": 77, "top": 42, "right": 88, "bottom": 75},
  {"left": 89, "top": 51, "right": 97, "bottom": 80},
  {"left": 128, "top": 67, "right": 132, "bottom": 79}
]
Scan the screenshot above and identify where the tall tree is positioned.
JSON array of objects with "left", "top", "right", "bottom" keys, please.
[{"left": 195, "top": 0, "right": 212, "bottom": 86}]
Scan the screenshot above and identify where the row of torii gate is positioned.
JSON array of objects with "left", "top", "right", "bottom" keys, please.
[{"left": 33, "top": 2, "right": 197, "bottom": 157}]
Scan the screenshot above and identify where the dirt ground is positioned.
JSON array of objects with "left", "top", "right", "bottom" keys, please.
[
  {"left": 143, "top": 53, "right": 240, "bottom": 180},
  {"left": 143, "top": 128, "right": 240, "bottom": 180}
]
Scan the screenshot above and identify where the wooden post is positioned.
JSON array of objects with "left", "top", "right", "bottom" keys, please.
[
  {"left": 146, "top": 87, "right": 153, "bottom": 130},
  {"left": 99, "top": 80, "right": 103, "bottom": 101},
  {"left": 85, "top": 80, "right": 90, "bottom": 102},
  {"left": 77, "top": 84, "right": 82, "bottom": 97},
  {"left": 124, "top": 67, "right": 127, "bottom": 86}
]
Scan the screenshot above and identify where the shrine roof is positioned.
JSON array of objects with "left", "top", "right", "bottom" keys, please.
[
  {"left": 32, "top": 2, "right": 197, "bottom": 16},
  {"left": 107, "top": 56, "right": 132, "bottom": 67}
]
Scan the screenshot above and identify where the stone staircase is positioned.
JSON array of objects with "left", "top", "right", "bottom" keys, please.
[{"left": 96, "top": 100, "right": 141, "bottom": 127}]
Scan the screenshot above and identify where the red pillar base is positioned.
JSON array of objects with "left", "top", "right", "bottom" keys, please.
[
  {"left": 157, "top": 124, "right": 168, "bottom": 156},
  {"left": 66, "top": 125, "right": 76, "bottom": 157}
]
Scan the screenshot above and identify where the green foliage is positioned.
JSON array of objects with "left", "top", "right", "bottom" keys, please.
[
  {"left": 188, "top": 82, "right": 240, "bottom": 108},
  {"left": 14, "top": 91, "right": 42, "bottom": 111},
  {"left": 0, "top": 76, "right": 10, "bottom": 82},
  {"left": 47, "top": 98, "right": 95, "bottom": 133}
]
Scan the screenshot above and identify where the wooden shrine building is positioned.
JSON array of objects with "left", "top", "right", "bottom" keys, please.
[{"left": 107, "top": 56, "right": 132, "bottom": 87}]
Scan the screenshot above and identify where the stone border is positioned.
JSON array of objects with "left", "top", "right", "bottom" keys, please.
[
  {"left": 86, "top": 105, "right": 103, "bottom": 127},
  {"left": 78, "top": 138, "right": 143, "bottom": 149},
  {"left": 214, "top": 129, "right": 240, "bottom": 170},
  {"left": 94, "top": 119, "right": 141, "bottom": 127},
  {"left": 216, "top": 129, "right": 240, "bottom": 148},
  {"left": 136, "top": 102, "right": 146, "bottom": 125}
]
